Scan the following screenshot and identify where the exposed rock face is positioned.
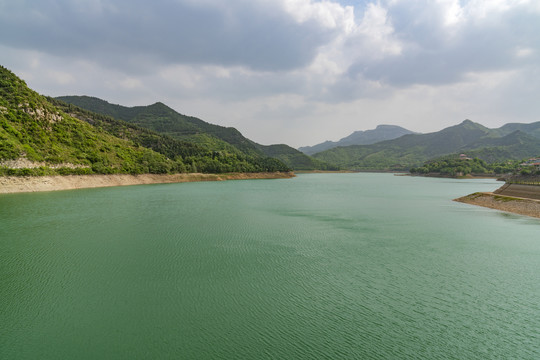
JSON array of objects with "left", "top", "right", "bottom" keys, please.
[{"left": 20, "top": 106, "right": 63, "bottom": 123}]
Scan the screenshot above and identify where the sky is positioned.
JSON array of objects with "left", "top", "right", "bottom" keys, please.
[{"left": 1, "top": 0, "right": 539, "bottom": 148}]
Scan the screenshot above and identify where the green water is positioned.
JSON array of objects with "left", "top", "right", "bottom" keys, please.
[{"left": 1, "top": 173, "right": 539, "bottom": 359}]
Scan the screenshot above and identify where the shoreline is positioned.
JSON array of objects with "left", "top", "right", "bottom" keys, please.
[
  {"left": 293, "top": 170, "right": 357, "bottom": 174},
  {"left": 454, "top": 192, "right": 540, "bottom": 219},
  {"left": 0, "top": 172, "right": 295, "bottom": 194},
  {"left": 409, "top": 173, "right": 500, "bottom": 179}
]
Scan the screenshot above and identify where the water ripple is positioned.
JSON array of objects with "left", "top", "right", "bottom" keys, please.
[{"left": 1, "top": 175, "right": 539, "bottom": 359}]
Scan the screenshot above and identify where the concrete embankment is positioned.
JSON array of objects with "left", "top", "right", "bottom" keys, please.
[
  {"left": 455, "top": 183, "right": 540, "bottom": 219},
  {"left": 493, "top": 183, "right": 540, "bottom": 200},
  {"left": 0, "top": 172, "right": 295, "bottom": 194}
]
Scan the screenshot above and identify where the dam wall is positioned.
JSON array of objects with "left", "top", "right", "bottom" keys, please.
[
  {"left": 493, "top": 183, "right": 540, "bottom": 200},
  {"left": 455, "top": 182, "right": 540, "bottom": 219}
]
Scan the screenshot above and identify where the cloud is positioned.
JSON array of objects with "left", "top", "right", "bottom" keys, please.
[
  {"left": 282, "top": 0, "right": 356, "bottom": 30},
  {"left": 4, "top": 0, "right": 537, "bottom": 90},
  {"left": 346, "top": 0, "right": 540, "bottom": 87},
  {"left": 0, "top": 0, "right": 335, "bottom": 72}
]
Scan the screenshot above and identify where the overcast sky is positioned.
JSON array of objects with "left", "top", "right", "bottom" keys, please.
[{"left": 1, "top": 0, "right": 539, "bottom": 147}]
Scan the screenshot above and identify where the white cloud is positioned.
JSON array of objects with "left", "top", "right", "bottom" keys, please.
[
  {"left": 438, "top": 0, "right": 464, "bottom": 26},
  {"left": 515, "top": 47, "right": 534, "bottom": 58},
  {"left": 353, "top": 2, "right": 402, "bottom": 58},
  {"left": 282, "top": 0, "right": 355, "bottom": 31},
  {"left": 466, "top": 0, "right": 529, "bottom": 19}
]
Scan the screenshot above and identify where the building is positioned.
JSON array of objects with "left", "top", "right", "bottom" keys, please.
[{"left": 519, "top": 158, "right": 540, "bottom": 171}]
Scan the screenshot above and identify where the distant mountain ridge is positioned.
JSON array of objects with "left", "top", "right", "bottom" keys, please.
[
  {"left": 57, "top": 96, "right": 336, "bottom": 170},
  {"left": 312, "top": 119, "right": 540, "bottom": 170},
  {"left": 299, "top": 125, "right": 417, "bottom": 155},
  {"left": 496, "top": 122, "right": 540, "bottom": 139}
]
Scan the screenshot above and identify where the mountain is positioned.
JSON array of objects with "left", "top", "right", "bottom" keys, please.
[
  {"left": 0, "top": 65, "right": 290, "bottom": 175},
  {"left": 57, "top": 96, "right": 260, "bottom": 156},
  {"left": 312, "top": 120, "right": 540, "bottom": 170},
  {"left": 57, "top": 95, "right": 334, "bottom": 170},
  {"left": 0, "top": 65, "right": 172, "bottom": 175},
  {"left": 496, "top": 121, "right": 540, "bottom": 139},
  {"left": 459, "top": 130, "right": 540, "bottom": 163},
  {"left": 254, "top": 143, "right": 339, "bottom": 171},
  {"left": 298, "top": 125, "right": 416, "bottom": 155}
]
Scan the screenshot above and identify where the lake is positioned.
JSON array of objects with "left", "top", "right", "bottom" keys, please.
[{"left": 1, "top": 173, "right": 539, "bottom": 359}]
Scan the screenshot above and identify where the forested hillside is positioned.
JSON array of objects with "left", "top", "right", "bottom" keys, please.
[
  {"left": 57, "top": 96, "right": 261, "bottom": 156},
  {"left": 312, "top": 120, "right": 540, "bottom": 171},
  {"left": 496, "top": 122, "right": 540, "bottom": 139},
  {"left": 58, "top": 95, "right": 335, "bottom": 170},
  {"left": 0, "top": 66, "right": 290, "bottom": 175},
  {"left": 254, "top": 143, "right": 339, "bottom": 171},
  {"left": 410, "top": 157, "right": 521, "bottom": 176}
]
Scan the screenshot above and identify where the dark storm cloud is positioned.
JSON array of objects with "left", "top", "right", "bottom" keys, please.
[{"left": 0, "top": 0, "right": 332, "bottom": 72}]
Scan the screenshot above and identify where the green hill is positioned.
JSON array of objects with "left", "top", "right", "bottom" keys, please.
[
  {"left": 410, "top": 157, "right": 521, "bottom": 177},
  {"left": 57, "top": 96, "right": 260, "bottom": 156},
  {"left": 254, "top": 143, "right": 339, "bottom": 171},
  {"left": 457, "top": 131, "right": 540, "bottom": 163},
  {"left": 48, "top": 97, "right": 207, "bottom": 160},
  {"left": 0, "top": 66, "right": 177, "bottom": 175},
  {"left": 312, "top": 120, "right": 540, "bottom": 170},
  {"left": 0, "top": 66, "right": 290, "bottom": 175},
  {"left": 58, "top": 95, "right": 333, "bottom": 170},
  {"left": 496, "top": 122, "right": 540, "bottom": 139}
]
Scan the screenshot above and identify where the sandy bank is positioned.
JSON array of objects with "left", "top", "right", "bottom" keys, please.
[
  {"left": 454, "top": 192, "right": 540, "bottom": 219},
  {"left": 0, "top": 172, "right": 295, "bottom": 194}
]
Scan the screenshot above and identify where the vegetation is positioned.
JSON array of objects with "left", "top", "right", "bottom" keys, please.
[
  {"left": 58, "top": 95, "right": 334, "bottom": 170},
  {"left": 506, "top": 175, "right": 540, "bottom": 185},
  {"left": 409, "top": 157, "right": 521, "bottom": 176},
  {"left": 313, "top": 120, "right": 540, "bottom": 171},
  {"left": 55, "top": 97, "right": 267, "bottom": 157},
  {"left": 10, "top": 64, "right": 540, "bottom": 176},
  {"left": 254, "top": 143, "right": 340, "bottom": 171},
  {"left": 1, "top": 65, "right": 291, "bottom": 176},
  {"left": 49, "top": 98, "right": 292, "bottom": 173},
  {"left": 1, "top": 66, "right": 175, "bottom": 175}
]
